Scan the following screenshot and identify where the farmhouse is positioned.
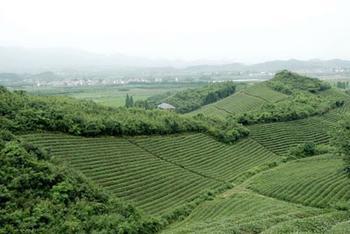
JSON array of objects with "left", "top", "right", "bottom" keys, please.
[{"left": 157, "top": 102, "right": 176, "bottom": 110}]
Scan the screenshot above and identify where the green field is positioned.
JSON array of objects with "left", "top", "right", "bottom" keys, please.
[{"left": 25, "top": 83, "right": 204, "bottom": 108}]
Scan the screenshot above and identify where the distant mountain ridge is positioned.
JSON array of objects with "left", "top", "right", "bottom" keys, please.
[{"left": 1, "top": 47, "right": 350, "bottom": 73}]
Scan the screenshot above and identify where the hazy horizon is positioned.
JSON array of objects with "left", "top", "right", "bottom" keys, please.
[{"left": 1, "top": 0, "right": 350, "bottom": 64}]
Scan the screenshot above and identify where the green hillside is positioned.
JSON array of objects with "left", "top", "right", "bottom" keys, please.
[
  {"left": 2, "top": 71, "right": 350, "bottom": 233},
  {"left": 131, "top": 134, "right": 280, "bottom": 182},
  {"left": 161, "top": 155, "right": 350, "bottom": 233},
  {"left": 21, "top": 132, "right": 281, "bottom": 216}
]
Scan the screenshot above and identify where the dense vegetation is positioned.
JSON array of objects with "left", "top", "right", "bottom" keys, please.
[
  {"left": 144, "top": 82, "right": 236, "bottom": 113},
  {"left": 236, "top": 71, "right": 341, "bottom": 124},
  {"left": 266, "top": 70, "right": 331, "bottom": 94},
  {"left": 0, "top": 130, "right": 160, "bottom": 233},
  {"left": 332, "top": 114, "right": 350, "bottom": 174},
  {"left": 0, "top": 86, "right": 248, "bottom": 143},
  {"left": 236, "top": 92, "right": 342, "bottom": 124}
]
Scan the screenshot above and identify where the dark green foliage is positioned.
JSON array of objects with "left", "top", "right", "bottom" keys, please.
[
  {"left": 125, "top": 94, "right": 134, "bottom": 108},
  {"left": 267, "top": 70, "right": 331, "bottom": 94},
  {"left": 237, "top": 93, "right": 337, "bottom": 125},
  {"left": 234, "top": 72, "right": 342, "bottom": 125},
  {"left": 193, "top": 114, "right": 250, "bottom": 143},
  {"left": 134, "top": 100, "right": 151, "bottom": 109},
  {"left": 288, "top": 142, "right": 316, "bottom": 158},
  {"left": 146, "top": 82, "right": 236, "bottom": 113},
  {"left": 0, "top": 86, "right": 248, "bottom": 143},
  {"left": 0, "top": 133, "right": 160, "bottom": 233},
  {"left": 336, "top": 81, "right": 349, "bottom": 90},
  {"left": 332, "top": 115, "right": 350, "bottom": 174}
]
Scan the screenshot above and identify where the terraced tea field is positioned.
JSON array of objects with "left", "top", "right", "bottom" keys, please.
[
  {"left": 131, "top": 134, "right": 281, "bottom": 182},
  {"left": 188, "top": 91, "right": 265, "bottom": 119},
  {"left": 265, "top": 211, "right": 350, "bottom": 233},
  {"left": 162, "top": 154, "right": 350, "bottom": 233},
  {"left": 248, "top": 155, "right": 350, "bottom": 209},
  {"left": 243, "top": 84, "right": 288, "bottom": 103},
  {"left": 248, "top": 116, "right": 334, "bottom": 156},
  {"left": 21, "top": 133, "right": 222, "bottom": 216},
  {"left": 21, "top": 132, "right": 280, "bottom": 216},
  {"left": 19, "top": 84, "right": 350, "bottom": 232},
  {"left": 188, "top": 85, "right": 289, "bottom": 118},
  {"left": 162, "top": 191, "right": 325, "bottom": 233}
]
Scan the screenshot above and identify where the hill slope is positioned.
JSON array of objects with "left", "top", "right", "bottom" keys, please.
[
  {"left": 3, "top": 71, "right": 350, "bottom": 233},
  {"left": 21, "top": 132, "right": 281, "bottom": 216}
]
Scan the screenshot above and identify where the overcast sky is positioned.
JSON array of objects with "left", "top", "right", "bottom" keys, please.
[{"left": 0, "top": 0, "right": 349, "bottom": 63}]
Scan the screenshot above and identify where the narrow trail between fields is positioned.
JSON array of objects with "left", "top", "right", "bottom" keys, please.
[{"left": 240, "top": 90, "right": 271, "bottom": 103}]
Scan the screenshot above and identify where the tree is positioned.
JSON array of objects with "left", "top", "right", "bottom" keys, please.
[
  {"left": 129, "top": 95, "right": 134, "bottom": 107},
  {"left": 125, "top": 94, "right": 130, "bottom": 108},
  {"left": 125, "top": 94, "right": 134, "bottom": 108},
  {"left": 332, "top": 115, "right": 350, "bottom": 174}
]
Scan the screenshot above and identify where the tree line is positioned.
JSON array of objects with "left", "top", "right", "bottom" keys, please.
[
  {"left": 135, "top": 81, "right": 237, "bottom": 113},
  {"left": 0, "top": 86, "right": 248, "bottom": 144}
]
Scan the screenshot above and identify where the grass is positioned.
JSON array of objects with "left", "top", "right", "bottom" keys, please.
[{"left": 248, "top": 155, "right": 350, "bottom": 209}]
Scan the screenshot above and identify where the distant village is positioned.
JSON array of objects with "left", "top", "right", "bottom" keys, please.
[{"left": 1, "top": 67, "right": 350, "bottom": 88}]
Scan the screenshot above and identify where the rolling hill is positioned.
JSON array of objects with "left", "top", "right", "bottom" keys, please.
[{"left": 2, "top": 70, "right": 350, "bottom": 233}]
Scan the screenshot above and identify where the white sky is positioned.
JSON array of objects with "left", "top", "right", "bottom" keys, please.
[{"left": 0, "top": 0, "right": 349, "bottom": 63}]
